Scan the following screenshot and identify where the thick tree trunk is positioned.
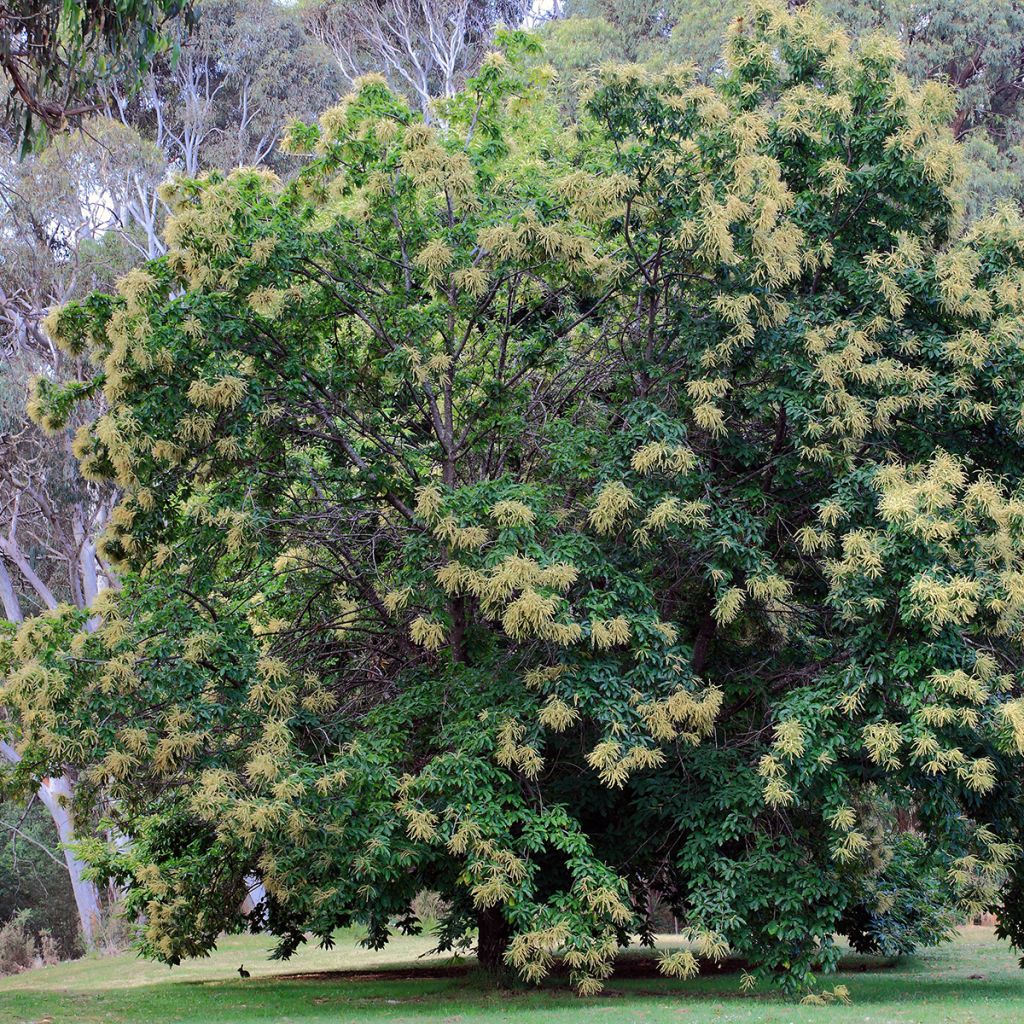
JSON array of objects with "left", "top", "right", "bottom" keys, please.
[
  {"left": 0, "top": 740, "right": 103, "bottom": 944},
  {"left": 0, "top": 559, "right": 22, "bottom": 622},
  {"left": 36, "top": 776, "right": 102, "bottom": 946},
  {"left": 240, "top": 875, "right": 267, "bottom": 918},
  {"left": 476, "top": 906, "right": 511, "bottom": 978}
]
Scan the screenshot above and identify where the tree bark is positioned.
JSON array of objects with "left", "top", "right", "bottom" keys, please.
[
  {"left": 35, "top": 776, "right": 102, "bottom": 946},
  {"left": 240, "top": 875, "right": 267, "bottom": 918},
  {"left": 0, "top": 558, "right": 23, "bottom": 622},
  {"left": 476, "top": 906, "right": 511, "bottom": 978},
  {"left": 0, "top": 740, "right": 102, "bottom": 945}
]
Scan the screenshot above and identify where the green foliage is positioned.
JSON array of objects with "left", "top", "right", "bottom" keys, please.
[
  {"left": 840, "top": 831, "right": 959, "bottom": 957},
  {"left": 996, "top": 866, "right": 1024, "bottom": 967},
  {"left": 0, "top": 0, "right": 193, "bottom": 149},
  {"left": 6, "top": 0, "right": 1024, "bottom": 999}
]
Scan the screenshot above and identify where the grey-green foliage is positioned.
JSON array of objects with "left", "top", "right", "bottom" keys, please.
[
  {"left": 558, "top": 0, "right": 739, "bottom": 67},
  {"left": 535, "top": 17, "right": 628, "bottom": 113},
  {"left": 818, "top": 0, "right": 1024, "bottom": 142},
  {"left": 121, "top": 0, "right": 345, "bottom": 176},
  {"left": 559, "top": 0, "right": 674, "bottom": 60},
  {"left": 189, "top": 0, "right": 347, "bottom": 172},
  {"left": 0, "top": 0, "right": 191, "bottom": 150},
  {"left": 658, "top": 0, "right": 741, "bottom": 74},
  {"left": 960, "top": 136, "right": 1024, "bottom": 219},
  {"left": 0, "top": 116, "right": 166, "bottom": 350},
  {"left": 301, "top": 0, "right": 531, "bottom": 117}
]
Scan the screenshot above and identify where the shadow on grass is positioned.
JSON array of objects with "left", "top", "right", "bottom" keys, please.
[
  {"left": 4, "top": 956, "right": 1021, "bottom": 1024},
  {"left": 179, "top": 948, "right": 1015, "bottom": 1010},
  {"left": 190, "top": 949, "right": 900, "bottom": 987},
  {"left": 69, "top": 934, "right": 1011, "bottom": 1023}
]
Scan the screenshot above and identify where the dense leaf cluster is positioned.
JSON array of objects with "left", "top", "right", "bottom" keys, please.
[{"left": 1, "top": 0, "right": 192, "bottom": 147}]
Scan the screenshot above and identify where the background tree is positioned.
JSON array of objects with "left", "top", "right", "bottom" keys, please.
[
  {"left": 818, "top": 0, "right": 1024, "bottom": 143},
  {"left": 0, "top": 0, "right": 192, "bottom": 149},
  {"left": 1, "top": 117, "right": 167, "bottom": 314},
  {"left": 0, "top": 799, "right": 82, "bottom": 957},
  {"left": 303, "top": 0, "right": 531, "bottom": 116},
  {"left": 110, "top": 0, "right": 344, "bottom": 178},
  {"left": 555, "top": 0, "right": 736, "bottom": 69}
]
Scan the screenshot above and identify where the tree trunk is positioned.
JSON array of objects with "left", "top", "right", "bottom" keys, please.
[
  {"left": 0, "top": 740, "right": 103, "bottom": 945},
  {"left": 0, "top": 558, "right": 23, "bottom": 622},
  {"left": 476, "top": 906, "right": 511, "bottom": 978},
  {"left": 240, "top": 875, "right": 267, "bottom": 918},
  {"left": 36, "top": 776, "right": 102, "bottom": 946}
]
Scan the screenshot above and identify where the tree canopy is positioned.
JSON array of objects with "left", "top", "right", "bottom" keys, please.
[
  {"left": 0, "top": 0, "right": 192, "bottom": 148},
  {"left": 553, "top": 0, "right": 1024, "bottom": 143},
  {"left": 6, "top": 0, "right": 1024, "bottom": 998}
]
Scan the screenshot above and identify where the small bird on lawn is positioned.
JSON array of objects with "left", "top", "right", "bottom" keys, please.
[{"left": 237, "top": 964, "right": 251, "bottom": 979}]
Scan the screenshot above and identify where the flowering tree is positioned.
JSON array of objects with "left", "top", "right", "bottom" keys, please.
[
  {"left": 7, "top": 2, "right": 1024, "bottom": 997},
  {"left": 0, "top": 118, "right": 168, "bottom": 941}
]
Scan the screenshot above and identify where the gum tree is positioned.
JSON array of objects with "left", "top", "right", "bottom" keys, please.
[
  {"left": 7, "top": 2, "right": 1024, "bottom": 996},
  {"left": 1, "top": 0, "right": 192, "bottom": 148}
]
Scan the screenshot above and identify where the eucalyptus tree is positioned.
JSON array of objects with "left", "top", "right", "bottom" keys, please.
[
  {"left": 0, "top": 0, "right": 191, "bottom": 149},
  {"left": 304, "top": 0, "right": 531, "bottom": 117},
  {"left": 819, "top": 0, "right": 1024, "bottom": 142},
  {"left": 110, "top": 0, "right": 344, "bottom": 178}
]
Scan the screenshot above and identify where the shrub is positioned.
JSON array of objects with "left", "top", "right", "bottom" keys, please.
[
  {"left": 37, "top": 930, "right": 60, "bottom": 967},
  {"left": 0, "top": 912, "right": 38, "bottom": 975}
]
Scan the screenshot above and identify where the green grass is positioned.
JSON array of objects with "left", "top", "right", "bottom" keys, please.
[{"left": 0, "top": 926, "right": 1022, "bottom": 1024}]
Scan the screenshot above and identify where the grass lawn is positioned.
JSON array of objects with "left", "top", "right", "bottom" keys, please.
[{"left": 0, "top": 926, "right": 1021, "bottom": 1024}]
